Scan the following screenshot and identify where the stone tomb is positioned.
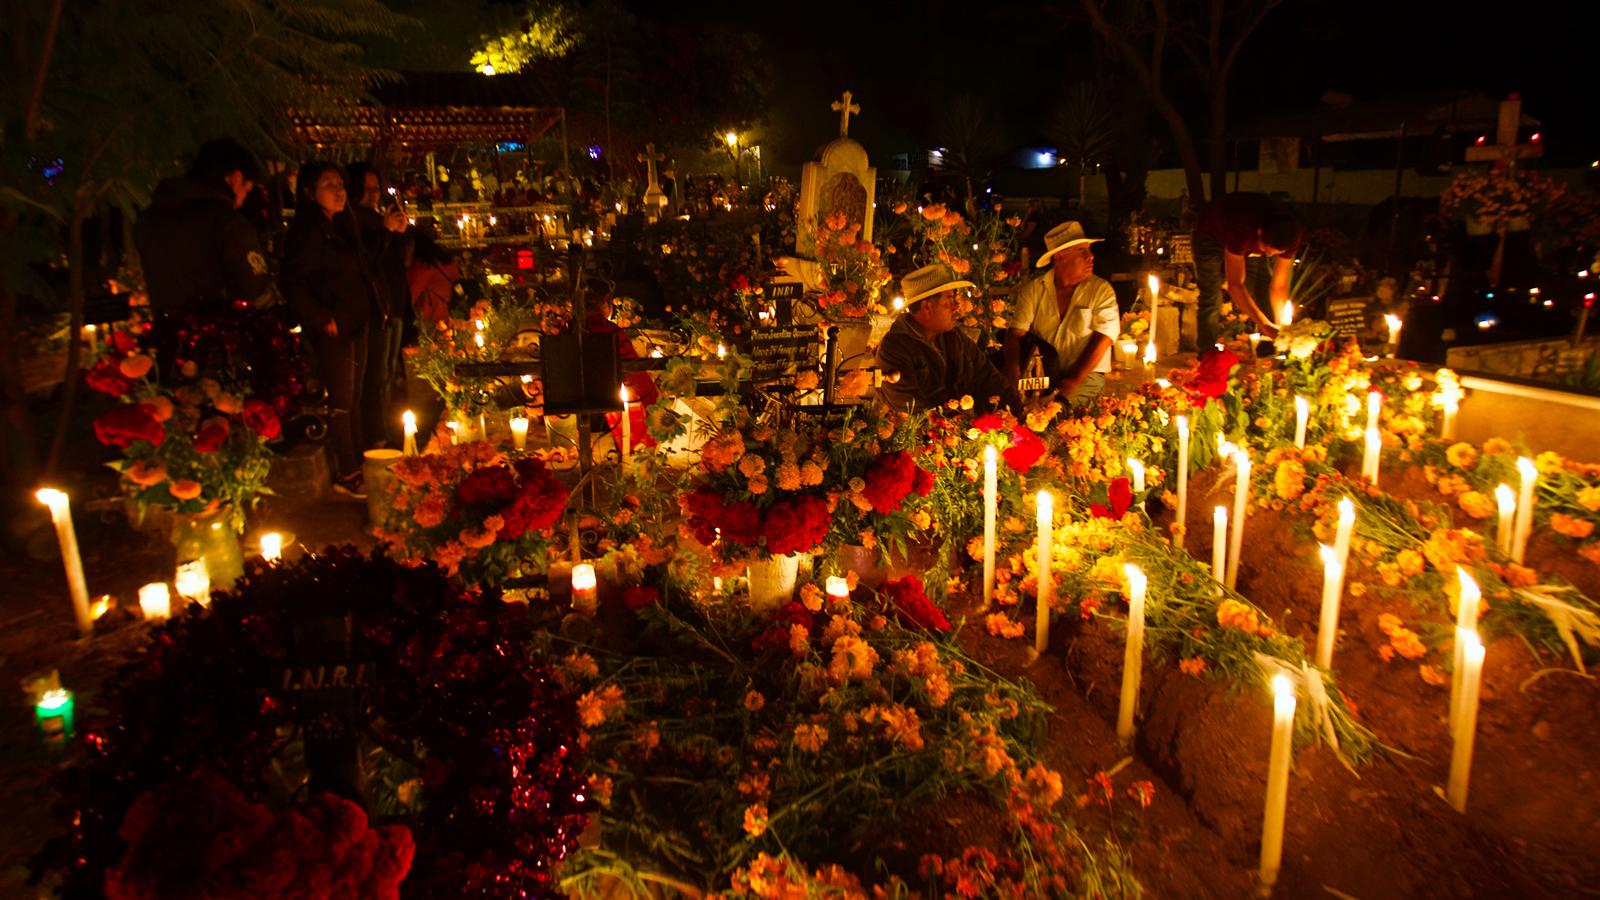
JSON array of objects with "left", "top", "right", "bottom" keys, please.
[{"left": 796, "top": 91, "right": 877, "bottom": 257}]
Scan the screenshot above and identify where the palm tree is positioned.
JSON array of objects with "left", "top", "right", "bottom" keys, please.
[{"left": 1048, "top": 83, "right": 1117, "bottom": 214}]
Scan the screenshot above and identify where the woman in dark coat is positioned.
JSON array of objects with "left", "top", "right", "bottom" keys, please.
[{"left": 280, "top": 161, "right": 384, "bottom": 495}]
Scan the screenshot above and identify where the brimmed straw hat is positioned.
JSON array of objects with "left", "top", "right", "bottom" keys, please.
[
  {"left": 1035, "top": 220, "right": 1103, "bottom": 268},
  {"left": 899, "top": 263, "right": 975, "bottom": 306}
]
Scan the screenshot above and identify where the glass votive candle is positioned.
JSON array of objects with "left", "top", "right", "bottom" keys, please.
[
  {"left": 139, "top": 582, "right": 172, "bottom": 620},
  {"left": 571, "top": 563, "right": 598, "bottom": 615},
  {"left": 175, "top": 560, "right": 211, "bottom": 607}
]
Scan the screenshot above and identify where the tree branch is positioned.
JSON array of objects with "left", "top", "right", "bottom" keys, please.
[{"left": 22, "top": 0, "right": 65, "bottom": 143}]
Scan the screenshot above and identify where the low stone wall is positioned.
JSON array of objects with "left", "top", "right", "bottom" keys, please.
[{"left": 1446, "top": 337, "right": 1598, "bottom": 381}]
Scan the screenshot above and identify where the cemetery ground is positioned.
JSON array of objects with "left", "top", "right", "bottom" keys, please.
[{"left": 4, "top": 428, "right": 1600, "bottom": 898}]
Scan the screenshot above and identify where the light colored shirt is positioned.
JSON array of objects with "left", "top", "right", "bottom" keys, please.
[{"left": 1010, "top": 273, "right": 1119, "bottom": 375}]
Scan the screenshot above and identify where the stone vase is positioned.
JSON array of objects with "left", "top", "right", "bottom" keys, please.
[
  {"left": 746, "top": 553, "right": 800, "bottom": 613},
  {"left": 362, "top": 449, "right": 404, "bottom": 527}
]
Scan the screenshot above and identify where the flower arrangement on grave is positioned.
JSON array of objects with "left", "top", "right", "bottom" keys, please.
[
  {"left": 375, "top": 440, "right": 570, "bottom": 583},
  {"left": 548, "top": 567, "right": 1132, "bottom": 897},
  {"left": 88, "top": 321, "right": 283, "bottom": 533},
  {"left": 1440, "top": 166, "right": 1566, "bottom": 230},
  {"left": 33, "top": 549, "right": 593, "bottom": 898},
  {"left": 640, "top": 217, "right": 767, "bottom": 324},
  {"left": 901, "top": 204, "right": 1022, "bottom": 332},
  {"left": 1541, "top": 190, "right": 1600, "bottom": 252},
  {"left": 813, "top": 407, "right": 936, "bottom": 563},
  {"left": 812, "top": 210, "right": 892, "bottom": 318},
  {"left": 412, "top": 295, "right": 532, "bottom": 425}
]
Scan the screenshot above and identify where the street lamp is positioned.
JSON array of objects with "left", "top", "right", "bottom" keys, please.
[
  {"left": 725, "top": 132, "right": 739, "bottom": 148},
  {"left": 724, "top": 132, "right": 742, "bottom": 188}
]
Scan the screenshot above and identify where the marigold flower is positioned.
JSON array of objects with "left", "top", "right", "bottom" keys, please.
[
  {"left": 1577, "top": 487, "right": 1600, "bottom": 512},
  {"left": 1535, "top": 451, "right": 1566, "bottom": 476},
  {"left": 744, "top": 690, "right": 766, "bottom": 712},
  {"left": 1445, "top": 442, "right": 1479, "bottom": 470},
  {"left": 1457, "top": 490, "right": 1495, "bottom": 520},
  {"left": 793, "top": 723, "right": 829, "bottom": 752},
  {"left": 742, "top": 802, "right": 769, "bottom": 837},
  {"left": 1550, "top": 512, "right": 1596, "bottom": 539},
  {"left": 1179, "top": 657, "right": 1207, "bottom": 676},
  {"left": 1024, "top": 764, "right": 1065, "bottom": 808},
  {"left": 985, "top": 613, "right": 1025, "bottom": 638},
  {"left": 168, "top": 479, "right": 203, "bottom": 501}
]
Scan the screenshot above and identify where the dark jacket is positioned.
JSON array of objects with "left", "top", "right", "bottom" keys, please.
[
  {"left": 134, "top": 176, "right": 273, "bottom": 311},
  {"left": 350, "top": 205, "right": 411, "bottom": 321},
  {"left": 280, "top": 210, "right": 382, "bottom": 338},
  {"left": 876, "top": 315, "right": 1021, "bottom": 413}
]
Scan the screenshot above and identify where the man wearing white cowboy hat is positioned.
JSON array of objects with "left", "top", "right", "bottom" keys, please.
[
  {"left": 877, "top": 264, "right": 1021, "bottom": 413},
  {"left": 1003, "top": 220, "right": 1119, "bottom": 404}
]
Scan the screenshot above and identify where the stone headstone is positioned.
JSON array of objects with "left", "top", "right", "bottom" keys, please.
[
  {"left": 1326, "top": 296, "right": 1371, "bottom": 340},
  {"left": 796, "top": 91, "right": 877, "bottom": 257}
]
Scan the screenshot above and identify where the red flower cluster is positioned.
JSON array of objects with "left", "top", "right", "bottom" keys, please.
[
  {"left": 1090, "top": 477, "right": 1134, "bottom": 520},
  {"left": 1189, "top": 348, "right": 1241, "bottom": 402},
  {"left": 94, "top": 403, "right": 166, "bottom": 449},
  {"left": 683, "top": 489, "right": 830, "bottom": 556},
  {"left": 86, "top": 359, "right": 132, "bottom": 397},
  {"left": 498, "top": 459, "right": 570, "bottom": 540},
  {"left": 973, "top": 414, "right": 1043, "bottom": 472},
  {"left": 882, "top": 575, "right": 951, "bottom": 633},
  {"left": 622, "top": 585, "right": 660, "bottom": 610},
  {"left": 242, "top": 399, "right": 281, "bottom": 441},
  {"left": 752, "top": 600, "right": 815, "bottom": 652},
  {"left": 106, "top": 770, "right": 413, "bottom": 900},
  {"left": 192, "top": 418, "right": 231, "bottom": 453},
  {"left": 861, "top": 451, "right": 934, "bottom": 514}
]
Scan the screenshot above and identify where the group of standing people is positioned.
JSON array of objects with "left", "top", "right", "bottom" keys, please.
[{"left": 137, "top": 139, "right": 460, "bottom": 498}]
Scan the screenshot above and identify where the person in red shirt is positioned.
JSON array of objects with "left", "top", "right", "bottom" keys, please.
[{"left": 1193, "top": 192, "right": 1303, "bottom": 347}]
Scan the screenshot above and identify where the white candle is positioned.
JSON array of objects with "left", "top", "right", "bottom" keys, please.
[
  {"left": 1146, "top": 274, "right": 1160, "bottom": 354},
  {"left": 1363, "top": 426, "right": 1381, "bottom": 485},
  {"left": 1494, "top": 483, "right": 1515, "bottom": 556},
  {"left": 1119, "top": 340, "right": 1139, "bottom": 371},
  {"left": 571, "top": 563, "right": 598, "bottom": 615},
  {"left": 1248, "top": 333, "right": 1262, "bottom": 356},
  {"left": 510, "top": 415, "right": 529, "bottom": 451},
  {"left": 1446, "top": 629, "right": 1485, "bottom": 813},
  {"left": 1035, "top": 490, "right": 1053, "bottom": 654},
  {"left": 1366, "top": 391, "right": 1382, "bottom": 434},
  {"left": 138, "top": 582, "right": 171, "bottom": 621},
  {"left": 35, "top": 489, "right": 91, "bottom": 636},
  {"left": 619, "top": 386, "right": 633, "bottom": 475},
  {"left": 446, "top": 420, "right": 459, "bottom": 445},
  {"left": 259, "top": 532, "right": 283, "bottom": 563},
  {"left": 1141, "top": 340, "right": 1157, "bottom": 377},
  {"left": 1260, "top": 673, "right": 1297, "bottom": 888},
  {"left": 1293, "top": 396, "right": 1308, "bottom": 449},
  {"left": 1175, "top": 415, "right": 1189, "bottom": 528},
  {"left": 1513, "top": 457, "right": 1536, "bottom": 564},
  {"left": 479, "top": 412, "right": 487, "bottom": 444},
  {"left": 1117, "top": 563, "right": 1147, "bottom": 744},
  {"left": 1334, "top": 497, "right": 1356, "bottom": 570},
  {"left": 1385, "top": 314, "right": 1403, "bottom": 351},
  {"left": 1315, "top": 544, "right": 1343, "bottom": 669},
  {"left": 825, "top": 575, "right": 850, "bottom": 604},
  {"left": 982, "top": 446, "right": 997, "bottom": 609},
  {"left": 1126, "top": 457, "right": 1146, "bottom": 510},
  {"left": 1450, "top": 569, "right": 1481, "bottom": 734},
  {"left": 1278, "top": 300, "right": 1294, "bottom": 328},
  {"left": 1212, "top": 506, "right": 1228, "bottom": 584},
  {"left": 175, "top": 559, "right": 210, "bottom": 608},
  {"left": 402, "top": 410, "right": 418, "bottom": 456},
  {"left": 1226, "top": 448, "right": 1250, "bottom": 590},
  {"left": 1441, "top": 393, "right": 1459, "bottom": 440}
]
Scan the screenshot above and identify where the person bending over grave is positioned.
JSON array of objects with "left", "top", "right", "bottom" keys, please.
[
  {"left": 1003, "top": 221, "right": 1118, "bottom": 406},
  {"left": 1192, "top": 192, "right": 1304, "bottom": 347},
  {"left": 877, "top": 265, "right": 1021, "bottom": 414}
]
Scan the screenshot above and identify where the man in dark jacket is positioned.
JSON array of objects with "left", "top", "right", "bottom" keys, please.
[
  {"left": 877, "top": 264, "right": 1021, "bottom": 414},
  {"left": 346, "top": 163, "right": 410, "bottom": 448},
  {"left": 135, "top": 139, "right": 274, "bottom": 312}
]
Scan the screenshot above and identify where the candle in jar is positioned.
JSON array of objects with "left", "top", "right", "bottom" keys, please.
[
  {"left": 1446, "top": 628, "right": 1486, "bottom": 812},
  {"left": 35, "top": 489, "right": 92, "bottom": 636},
  {"left": 402, "top": 410, "right": 418, "bottom": 456},
  {"left": 1293, "top": 395, "right": 1309, "bottom": 449},
  {"left": 1212, "top": 506, "right": 1228, "bottom": 584},
  {"left": 982, "top": 445, "right": 997, "bottom": 608},
  {"left": 259, "top": 532, "right": 283, "bottom": 564},
  {"left": 138, "top": 583, "right": 171, "bottom": 621},
  {"left": 1116, "top": 564, "right": 1147, "bottom": 744},
  {"left": 1334, "top": 497, "right": 1356, "bottom": 570},
  {"left": 1175, "top": 415, "right": 1189, "bottom": 528},
  {"left": 1226, "top": 448, "right": 1250, "bottom": 590},
  {"left": 1494, "top": 483, "right": 1515, "bottom": 556},
  {"left": 1126, "top": 457, "right": 1146, "bottom": 509},
  {"left": 1141, "top": 340, "right": 1157, "bottom": 377},
  {"left": 1450, "top": 569, "right": 1481, "bottom": 734},
  {"left": 34, "top": 687, "right": 75, "bottom": 745},
  {"left": 1315, "top": 544, "right": 1343, "bottom": 669},
  {"left": 1118, "top": 340, "right": 1138, "bottom": 370},
  {"left": 1259, "top": 673, "right": 1297, "bottom": 889},
  {"left": 175, "top": 559, "right": 211, "bottom": 608},
  {"left": 510, "top": 414, "right": 529, "bottom": 451},
  {"left": 825, "top": 575, "right": 850, "bottom": 604},
  {"left": 619, "top": 386, "right": 633, "bottom": 475},
  {"left": 571, "top": 563, "right": 598, "bottom": 615},
  {"left": 1512, "top": 457, "right": 1536, "bottom": 564},
  {"left": 1034, "top": 490, "right": 1054, "bottom": 654}
]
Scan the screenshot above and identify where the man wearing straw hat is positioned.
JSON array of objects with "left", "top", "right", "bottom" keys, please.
[
  {"left": 1003, "top": 221, "right": 1118, "bottom": 405},
  {"left": 877, "top": 264, "right": 1021, "bottom": 413}
]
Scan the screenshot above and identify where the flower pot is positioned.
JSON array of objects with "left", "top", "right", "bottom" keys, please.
[
  {"left": 170, "top": 507, "right": 244, "bottom": 590},
  {"left": 835, "top": 543, "right": 888, "bottom": 589},
  {"left": 746, "top": 553, "right": 800, "bottom": 613},
  {"left": 362, "top": 449, "right": 404, "bottom": 527}
]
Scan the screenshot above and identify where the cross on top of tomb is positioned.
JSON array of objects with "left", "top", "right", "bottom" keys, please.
[
  {"left": 831, "top": 90, "right": 860, "bottom": 138},
  {"left": 637, "top": 143, "right": 666, "bottom": 188},
  {"left": 1463, "top": 93, "right": 1542, "bottom": 170}
]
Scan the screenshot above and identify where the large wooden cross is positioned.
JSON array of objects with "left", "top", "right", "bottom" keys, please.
[
  {"left": 831, "top": 90, "right": 860, "bottom": 138},
  {"left": 1464, "top": 94, "right": 1542, "bottom": 170}
]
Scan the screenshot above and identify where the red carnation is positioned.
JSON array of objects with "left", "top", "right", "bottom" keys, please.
[
  {"left": 94, "top": 403, "right": 166, "bottom": 449},
  {"left": 972, "top": 413, "right": 1004, "bottom": 433},
  {"left": 623, "top": 585, "right": 660, "bottom": 610},
  {"left": 86, "top": 359, "right": 132, "bottom": 396},
  {"left": 717, "top": 500, "right": 763, "bottom": 547},
  {"left": 498, "top": 460, "right": 569, "bottom": 540},
  {"left": 1189, "top": 348, "right": 1241, "bottom": 402},
  {"left": 762, "top": 494, "right": 830, "bottom": 556},
  {"left": 110, "top": 329, "right": 140, "bottom": 355},
  {"left": 455, "top": 466, "right": 517, "bottom": 508},
  {"left": 1090, "top": 477, "right": 1134, "bottom": 520},
  {"left": 752, "top": 600, "right": 815, "bottom": 651},
  {"left": 881, "top": 575, "right": 951, "bottom": 633},
  {"left": 912, "top": 465, "right": 935, "bottom": 496},
  {"left": 863, "top": 451, "right": 919, "bottom": 513},
  {"left": 1002, "top": 426, "right": 1044, "bottom": 473},
  {"left": 241, "top": 399, "right": 281, "bottom": 441},
  {"left": 192, "top": 417, "right": 231, "bottom": 453}
]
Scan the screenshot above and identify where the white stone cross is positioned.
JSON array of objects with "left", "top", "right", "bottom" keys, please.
[
  {"left": 1464, "top": 94, "right": 1542, "bottom": 170},
  {"left": 637, "top": 143, "right": 666, "bottom": 189},
  {"left": 831, "top": 90, "right": 860, "bottom": 138}
]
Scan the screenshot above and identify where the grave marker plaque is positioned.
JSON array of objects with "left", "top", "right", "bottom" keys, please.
[
  {"left": 1326, "top": 296, "right": 1371, "bottom": 340},
  {"left": 749, "top": 324, "right": 819, "bottom": 383}
]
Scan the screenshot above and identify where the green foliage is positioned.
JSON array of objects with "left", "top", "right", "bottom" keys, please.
[{"left": 468, "top": 1, "right": 583, "bottom": 74}]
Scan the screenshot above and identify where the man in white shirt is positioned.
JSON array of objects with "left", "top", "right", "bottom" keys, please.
[{"left": 1003, "top": 221, "right": 1118, "bottom": 404}]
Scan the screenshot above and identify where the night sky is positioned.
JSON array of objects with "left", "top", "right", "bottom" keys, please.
[{"left": 634, "top": 0, "right": 1597, "bottom": 168}]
